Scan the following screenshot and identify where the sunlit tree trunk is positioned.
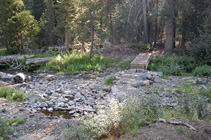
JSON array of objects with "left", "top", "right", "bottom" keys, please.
[
  {"left": 142, "top": 0, "right": 149, "bottom": 43},
  {"left": 164, "top": 0, "right": 175, "bottom": 53},
  {"left": 153, "top": 0, "right": 158, "bottom": 48}
]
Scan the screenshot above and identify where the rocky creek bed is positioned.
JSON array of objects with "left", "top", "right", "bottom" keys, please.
[{"left": 0, "top": 69, "right": 211, "bottom": 140}]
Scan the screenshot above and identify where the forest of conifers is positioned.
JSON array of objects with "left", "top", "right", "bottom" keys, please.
[{"left": 0, "top": 0, "right": 210, "bottom": 61}]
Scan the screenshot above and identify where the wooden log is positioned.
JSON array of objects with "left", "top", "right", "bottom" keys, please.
[
  {"left": 12, "top": 73, "right": 26, "bottom": 83},
  {"left": 25, "top": 57, "right": 53, "bottom": 66},
  {"left": 0, "top": 72, "right": 13, "bottom": 79},
  {"left": 0, "top": 80, "right": 10, "bottom": 87},
  {"left": 0, "top": 55, "right": 34, "bottom": 64},
  {"left": 54, "top": 107, "right": 96, "bottom": 112},
  {"left": 0, "top": 72, "right": 26, "bottom": 83},
  {"left": 154, "top": 118, "right": 197, "bottom": 131}
]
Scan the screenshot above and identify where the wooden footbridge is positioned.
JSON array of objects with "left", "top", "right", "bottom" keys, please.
[{"left": 130, "top": 47, "right": 164, "bottom": 70}]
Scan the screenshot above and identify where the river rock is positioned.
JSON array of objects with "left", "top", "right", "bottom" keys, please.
[
  {"left": 157, "top": 72, "right": 163, "bottom": 77},
  {"left": 48, "top": 107, "right": 53, "bottom": 112},
  {"left": 27, "top": 95, "right": 43, "bottom": 103},
  {"left": 142, "top": 80, "right": 150, "bottom": 86},
  {"left": 102, "top": 86, "right": 111, "bottom": 92},
  {"left": 146, "top": 73, "right": 152, "bottom": 80},
  {"left": 69, "top": 110, "right": 76, "bottom": 115}
]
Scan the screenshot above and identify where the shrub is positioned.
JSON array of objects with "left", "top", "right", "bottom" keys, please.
[
  {"left": 105, "top": 76, "right": 116, "bottom": 85},
  {"left": 129, "top": 43, "right": 150, "bottom": 51},
  {"left": 148, "top": 55, "right": 199, "bottom": 76},
  {"left": 0, "top": 118, "right": 12, "bottom": 140},
  {"left": 187, "top": 19, "right": 211, "bottom": 65},
  {"left": 8, "top": 118, "right": 27, "bottom": 126},
  {"left": 0, "top": 88, "right": 25, "bottom": 102},
  {"left": 119, "top": 60, "right": 132, "bottom": 71},
  {"left": 193, "top": 65, "right": 211, "bottom": 77},
  {"left": 176, "top": 84, "right": 211, "bottom": 120},
  {"left": 45, "top": 53, "right": 114, "bottom": 74}
]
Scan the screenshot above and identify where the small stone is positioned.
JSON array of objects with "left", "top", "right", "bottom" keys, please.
[
  {"left": 13, "top": 132, "right": 19, "bottom": 137},
  {"left": 47, "top": 107, "right": 53, "bottom": 112},
  {"left": 140, "top": 74, "right": 147, "bottom": 80},
  {"left": 29, "top": 113, "right": 34, "bottom": 117},
  {"left": 72, "top": 113, "right": 80, "bottom": 117},
  {"left": 102, "top": 86, "right": 111, "bottom": 92},
  {"left": 202, "top": 81, "right": 207, "bottom": 85},
  {"left": 69, "top": 110, "right": 76, "bottom": 115},
  {"left": 68, "top": 101, "right": 74, "bottom": 106},
  {"left": 19, "top": 107, "right": 25, "bottom": 112},
  {"left": 40, "top": 136, "right": 56, "bottom": 140},
  {"left": 19, "top": 136, "right": 36, "bottom": 140},
  {"left": 146, "top": 73, "right": 152, "bottom": 80},
  {"left": 205, "top": 128, "right": 211, "bottom": 134},
  {"left": 57, "top": 102, "right": 65, "bottom": 107},
  {"left": 165, "top": 94, "right": 172, "bottom": 98},
  {"left": 157, "top": 72, "right": 163, "bottom": 77},
  {"left": 142, "top": 80, "right": 150, "bottom": 86},
  {"left": 131, "top": 82, "right": 142, "bottom": 88}
]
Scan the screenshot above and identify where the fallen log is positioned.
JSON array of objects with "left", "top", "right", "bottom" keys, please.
[
  {"left": 25, "top": 57, "right": 53, "bottom": 67},
  {"left": 5, "top": 83, "right": 24, "bottom": 89},
  {"left": 0, "top": 72, "right": 26, "bottom": 83},
  {"left": 54, "top": 107, "right": 96, "bottom": 112},
  {"left": 0, "top": 80, "right": 10, "bottom": 87},
  {"left": 0, "top": 55, "right": 34, "bottom": 64},
  {"left": 154, "top": 118, "right": 197, "bottom": 131}
]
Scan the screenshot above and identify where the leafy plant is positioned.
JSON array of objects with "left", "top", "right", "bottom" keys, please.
[
  {"left": 0, "top": 118, "right": 13, "bottom": 140},
  {"left": 176, "top": 126, "right": 185, "bottom": 134},
  {"left": 8, "top": 118, "right": 27, "bottom": 126},
  {"left": 105, "top": 76, "right": 116, "bottom": 85},
  {"left": 193, "top": 65, "right": 211, "bottom": 77},
  {"left": 45, "top": 53, "right": 115, "bottom": 74},
  {"left": 119, "top": 60, "right": 132, "bottom": 71},
  {"left": 148, "top": 55, "right": 199, "bottom": 76},
  {"left": 0, "top": 88, "right": 25, "bottom": 102},
  {"left": 129, "top": 43, "right": 150, "bottom": 51}
]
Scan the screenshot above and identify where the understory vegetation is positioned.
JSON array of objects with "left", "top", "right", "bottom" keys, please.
[
  {"left": 45, "top": 53, "right": 115, "bottom": 74},
  {"left": 63, "top": 83, "right": 211, "bottom": 139},
  {"left": 0, "top": 119, "right": 13, "bottom": 140},
  {"left": 0, "top": 88, "right": 25, "bottom": 102},
  {"left": 148, "top": 55, "right": 211, "bottom": 76}
]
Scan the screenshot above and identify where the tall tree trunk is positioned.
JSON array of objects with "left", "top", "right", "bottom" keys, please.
[
  {"left": 142, "top": 0, "right": 149, "bottom": 44},
  {"left": 65, "top": 27, "right": 69, "bottom": 51},
  {"left": 153, "top": 0, "right": 158, "bottom": 48},
  {"left": 164, "top": 0, "right": 175, "bottom": 53},
  {"left": 89, "top": 25, "right": 94, "bottom": 59}
]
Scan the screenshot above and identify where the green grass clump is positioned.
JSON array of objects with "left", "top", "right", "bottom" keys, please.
[
  {"left": 119, "top": 60, "right": 132, "bottom": 71},
  {"left": 0, "top": 87, "right": 25, "bottom": 102},
  {"left": 0, "top": 118, "right": 13, "bottom": 140},
  {"left": 45, "top": 53, "right": 114, "bottom": 74},
  {"left": 105, "top": 76, "right": 116, "bottom": 85},
  {"left": 129, "top": 43, "right": 150, "bottom": 51},
  {"left": 193, "top": 65, "right": 211, "bottom": 77},
  {"left": 8, "top": 118, "right": 27, "bottom": 126},
  {"left": 148, "top": 55, "right": 199, "bottom": 76},
  {"left": 176, "top": 126, "right": 185, "bottom": 134}
]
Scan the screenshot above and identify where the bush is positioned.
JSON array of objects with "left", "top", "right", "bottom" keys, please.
[
  {"left": 45, "top": 53, "right": 114, "bottom": 74},
  {"left": 148, "top": 55, "right": 199, "bottom": 76},
  {"left": 193, "top": 65, "right": 211, "bottom": 77},
  {"left": 187, "top": 19, "right": 211, "bottom": 65},
  {"left": 0, "top": 88, "right": 25, "bottom": 102},
  {"left": 8, "top": 118, "right": 27, "bottom": 126},
  {"left": 119, "top": 60, "right": 132, "bottom": 71},
  {"left": 129, "top": 43, "right": 150, "bottom": 51},
  {"left": 0, "top": 119, "right": 12, "bottom": 140},
  {"left": 105, "top": 76, "right": 116, "bottom": 85},
  {"left": 176, "top": 84, "right": 211, "bottom": 120}
]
